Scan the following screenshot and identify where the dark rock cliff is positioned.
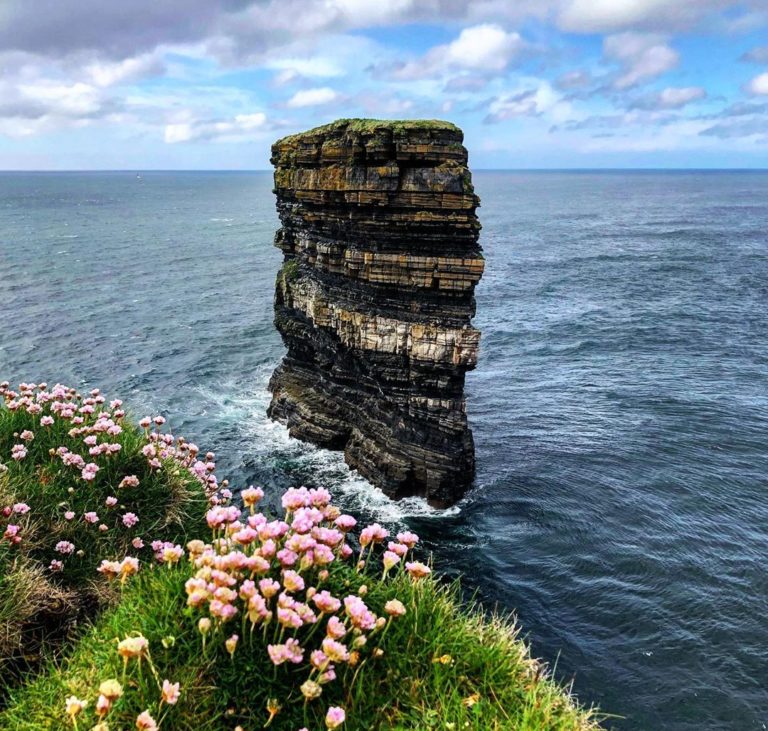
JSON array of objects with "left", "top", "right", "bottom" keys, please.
[{"left": 267, "top": 119, "right": 484, "bottom": 506}]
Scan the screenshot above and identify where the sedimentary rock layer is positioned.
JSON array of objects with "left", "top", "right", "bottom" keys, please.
[{"left": 267, "top": 119, "right": 483, "bottom": 506}]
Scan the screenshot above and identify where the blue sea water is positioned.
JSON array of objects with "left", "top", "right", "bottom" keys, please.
[{"left": 0, "top": 170, "right": 766, "bottom": 730}]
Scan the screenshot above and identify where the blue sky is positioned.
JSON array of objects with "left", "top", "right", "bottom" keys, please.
[{"left": 0, "top": 0, "right": 767, "bottom": 169}]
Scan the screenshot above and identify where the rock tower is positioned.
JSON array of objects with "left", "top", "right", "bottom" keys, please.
[{"left": 267, "top": 119, "right": 483, "bottom": 506}]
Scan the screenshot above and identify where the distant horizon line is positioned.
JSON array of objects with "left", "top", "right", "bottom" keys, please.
[{"left": 1, "top": 167, "right": 767, "bottom": 173}]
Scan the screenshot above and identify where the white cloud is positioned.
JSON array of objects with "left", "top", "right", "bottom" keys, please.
[
  {"left": 285, "top": 87, "right": 340, "bottom": 107},
  {"left": 558, "top": 0, "right": 736, "bottom": 33},
  {"left": 164, "top": 112, "right": 268, "bottom": 143},
  {"left": 747, "top": 71, "right": 768, "bottom": 95},
  {"left": 85, "top": 53, "right": 165, "bottom": 87},
  {"left": 484, "top": 81, "right": 570, "bottom": 123},
  {"left": 630, "top": 86, "right": 707, "bottom": 110},
  {"left": 603, "top": 33, "right": 678, "bottom": 89},
  {"left": 391, "top": 23, "right": 525, "bottom": 80}
]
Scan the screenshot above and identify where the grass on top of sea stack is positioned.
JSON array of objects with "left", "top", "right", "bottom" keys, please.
[{"left": 0, "top": 381, "right": 210, "bottom": 681}]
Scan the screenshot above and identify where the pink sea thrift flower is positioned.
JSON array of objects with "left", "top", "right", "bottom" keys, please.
[
  {"left": 105, "top": 496, "right": 118, "bottom": 507},
  {"left": 81, "top": 463, "right": 99, "bottom": 481},
  {"left": 49, "top": 559, "right": 64, "bottom": 572},
  {"left": 313, "top": 590, "right": 341, "bottom": 614},
  {"left": 11, "top": 445, "right": 27, "bottom": 461},
  {"left": 135, "top": 710, "right": 158, "bottom": 730},
  {"left": 397, "top": 531, "right": 419, "bottom": 548},
  {"left": 119, "top": 475, "right": 140, "bottom": 489},
  {"left": 55, "top": 541, "right": 75, "bottom": 554},
  {"left": 84, "top": 511, "right": 99, "bottom": 524},
  {"left": 139, "top": 417, "right": 151, "bottom": 429},
  {"left": 64, "top": 511, "right": 75, "bottom": 520},
  {"left": 360, "top": 523, "right": 388, "bottom": 547},
  {"left": 12, "top": 503, "right": 30, "bottom": 514},
  {"left": 132, "top": 537, "right": 144, "bottom": 549},
  {"left": 334, "top": 514, "right": 357, "bottom": 532},
  {"left": 326, "top": 706, "right": 346, "bottom": 729},
  {"left": 405, "top": 561, "right": 431, "bottom": 579},
  {"left": 40, "top": 415, "right": 54, "bottom": 427},
  {"left": 161, "top": 680, "right": 180, "bottom": 705},
  {"left": 20, "top": 430, "right": 34, "bottom": 442},
  {"left": 241, "top": 485, "right": 264, "bottom": 507},
  {"left": 122, "top": 512, "right": 139, "bottom": 528}
]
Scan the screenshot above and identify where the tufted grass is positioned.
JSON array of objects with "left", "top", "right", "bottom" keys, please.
[{"left": 1, "top": 562, "right": 601, "bottom": 730}]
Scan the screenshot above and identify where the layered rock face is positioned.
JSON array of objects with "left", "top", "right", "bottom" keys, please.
[{"left": 267, "top": 119, "right": 483, "bottom": 506}]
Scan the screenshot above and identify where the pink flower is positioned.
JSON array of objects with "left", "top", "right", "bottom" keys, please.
[
  {"left": 405, "top": 561, "right": 431, "bottom": 579},
  {"left": 84, "top": 435, "right": 98, "bottom": 446},
  {"left": 12, "top": 503, "right": 30, "bottom": 514},
  {"left": 326, "top": 615, "right": 347, "bottom": 639},
  {"left": 321, "top": 637, "right": 350, "bottom": 663},
  {"left": 241, "top": 486, "right": 264, "bottom": 507},
  {"left": 105, "top": 496, "right": 118, "bottom": 507},
  {"left": 161, "top": 680, "right": 180, "bottom": 705},
  {"left": 387, "top": 541, "right": 408, "bottom": 557},
  {"left": 49, "top": 559, "right": 64, "bottom": 572},
  {"left": 119, "top": 475, "right": 140, "bottom": 489},
  {"left": 334, "top": 515, "right": 357, "bottom": 532},
  {"left": 81, "top": 463, "right": 99, "bottom": 481},
  {"left": 122, "top": 512, "right": 139, "bottom": 528},
  {"left": 55, "top": 541, "right": 75, "bottom": 554},
  {"left": 40, "top": 415, "right": 54, "bottom": 427},
  {"left": 397, "top": 531, "right": 419, "bottom": 548},
  {"left": 64, "top": 511, "right": 75, "bottom": 520},
  {"left": 20, "top": 430, "right": 34, "bottom": 442},
  {"left": 11, "top": 444, "right": 27, "bottom": 461},
  {"left": 135, "top": 710, "right": 158, "bottom": 730},
  {"left": 313, "top": 590, "right": 341, "bottom": 614},
  {"left": 132, "top": 537, "right": 144, "bottom": 549},
  {"left": 282, "top": 570, "right": 305, "bottom": 593},
  {"left": 359, "top": 523, "right": 388, "bottom": 547},
  {"left": 344, "top": 595, "right": 377, "bottom": 631},
  {"left": 325, "top": 706, "right": 346, "bottom": 729},
  {"left": 382, "top": 551, "right": 401, "bottom": 571},
  {"left": 138, "top": 417, "right": 151, "bottom": 429},
  {"left": 259, "top": 578, "right": 280, "bottom": 598},
  {"left": 281, "top": 486, "right": 310, "bottom": 511},
  {"left": 84, "top": 511, "right": 99, "bottom": 524},
  {"left": 153, "top": 415, "right": 166, "bottom": 426}
]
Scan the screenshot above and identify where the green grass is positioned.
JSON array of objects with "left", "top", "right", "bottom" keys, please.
[
  {"left": 0, "top": 385, "right": 208, "bottom": 688},
  {"left": 274, "top": 118, "right": 462, "bottom": 146},
  {"left": 2, "top": 563, "right": 600, "bottom": 730}
]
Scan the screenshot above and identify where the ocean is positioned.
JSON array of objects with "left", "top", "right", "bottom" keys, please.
[{"left": 0, "top": 170, "right": 766, "bottom": 729}]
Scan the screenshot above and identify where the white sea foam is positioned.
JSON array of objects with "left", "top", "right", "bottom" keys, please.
[{"left": 194, "top": 369, "right": 461, "bottom": 524}]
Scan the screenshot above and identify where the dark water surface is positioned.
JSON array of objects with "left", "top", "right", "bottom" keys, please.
[{"left": 1, "top": 170, "right": 766, "bottom": 729}]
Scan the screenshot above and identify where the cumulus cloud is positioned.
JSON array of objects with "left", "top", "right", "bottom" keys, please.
[
  {"left": 163, "top": 112, "right": 268, "bottom": 143},
  {"left": 388, "top": 24, "right": 526, "bottom": 80},
  {"left": 285, "top": 87, "right": 341, "bottom": 108},
  {"left": 603, "top": 33, "right": 678, "bottom": 89},
  {"left": 746, "top": 72, "right": 768, "bottom": 95},
  {"left": 629, "top": 86, "right": 707, "bottom": 110}
]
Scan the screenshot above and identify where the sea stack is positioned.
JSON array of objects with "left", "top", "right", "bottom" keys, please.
[{"left": 267, "top": 119, "right": 483, "bottom": 506}]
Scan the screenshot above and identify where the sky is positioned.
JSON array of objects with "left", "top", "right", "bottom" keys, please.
[{"left": 1, "top": 0, "right": 767, "bottom": 169}]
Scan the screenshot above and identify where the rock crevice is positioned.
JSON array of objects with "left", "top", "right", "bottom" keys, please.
[{"left": 267, "top": 119, "right": 483, "bottom": 506}]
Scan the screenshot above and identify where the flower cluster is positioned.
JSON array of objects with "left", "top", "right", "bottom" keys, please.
[
  {"left": 183, "top": 484, "right": 423, "bottom": 728},
  {"left": 0, "top": 381, "right": 217, "bottom": 579}
]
